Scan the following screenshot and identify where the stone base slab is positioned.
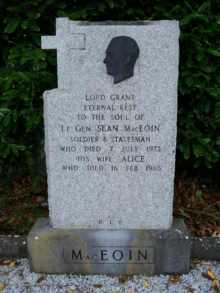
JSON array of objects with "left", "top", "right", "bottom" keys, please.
[
  {"left": 0, "top": 235, "right": 27, "bottom": 260},
  {"left": 191, "top": 237, "right": 220, "bottom": 261},
  {"left": 27, "top": 218, "right": 191, "bottom": 275}
]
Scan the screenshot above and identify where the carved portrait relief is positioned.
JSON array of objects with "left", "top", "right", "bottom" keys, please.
[{"left": 103, "top": 36, "right": 140, "bottom": 84}]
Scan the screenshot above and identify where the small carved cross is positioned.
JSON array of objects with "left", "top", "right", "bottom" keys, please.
[{"left": 41, "top": 18, "right": 85, "bottom": 89}]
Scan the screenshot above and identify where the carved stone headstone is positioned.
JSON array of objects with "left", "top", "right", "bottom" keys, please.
[
  {"left": 42, "top": 18, "right": 179, "bottom": 230},
  {"left": 27, "top": 18, "right": 191, "bottom": 275}
]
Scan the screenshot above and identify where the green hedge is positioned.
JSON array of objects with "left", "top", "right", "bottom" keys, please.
[{"left": 1, "top": 0, "right": 220, "bottom": 169}]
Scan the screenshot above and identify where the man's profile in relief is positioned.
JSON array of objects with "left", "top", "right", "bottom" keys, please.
[{"left": 103, "top": 36, "right": 140, "bottom": 84}]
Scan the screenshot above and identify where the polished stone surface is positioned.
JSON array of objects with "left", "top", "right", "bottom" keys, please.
[{"left": 27, "top": 218, "right": 191, "bottom": 275}]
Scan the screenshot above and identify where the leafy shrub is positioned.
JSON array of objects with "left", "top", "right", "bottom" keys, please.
[
  {"left": 0, "top": 0, "right": 60, "bottom": 163},
  {"left": 0, "top": 0, "right": 220, "bottom": 169}
]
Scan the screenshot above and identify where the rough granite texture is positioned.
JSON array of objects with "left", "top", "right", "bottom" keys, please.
[
  {"left": 191, "top": 237, "right": 220, "bottom": 261},
  {"left": 27, "top": 218, "right": 190, "bottom": 275},
  {"left": 42, "top": 18, "right": 180, "bottom": 229},
  {"left": 0, "top": 235, "right": 27, "bottom": 259}
]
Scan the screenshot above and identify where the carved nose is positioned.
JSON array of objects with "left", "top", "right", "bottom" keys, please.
[{"left": 103, "top": 55, "right": 108, "bottom": 63}]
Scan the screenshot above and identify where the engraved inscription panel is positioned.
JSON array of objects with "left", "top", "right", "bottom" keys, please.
[
  {"left": 63, "top": 246, "right": 156, "bottom": 264},
  {"left": 59, "top": 93, "right": 162, "bottom": 176}
]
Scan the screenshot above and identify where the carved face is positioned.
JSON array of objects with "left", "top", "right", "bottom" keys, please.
[
  {"left": 103, "top": 40, "right": 124, "bottom": 77},
  {"left": 104, "top": 36, "right": 140, "bottom": 84}
]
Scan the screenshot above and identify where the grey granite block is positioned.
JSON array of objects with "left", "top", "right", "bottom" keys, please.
[
  {"left": 191, "top": 237, "right": 220, "bottom": 261},
  {"left": 0, "top": 235, "right": 28, "bottom": 259},
  {"left": 42, "top": 18, "right": 180, "bottom": 230},
  {"left": 27, "top": 218, "right": 190, "bottom": 275}
]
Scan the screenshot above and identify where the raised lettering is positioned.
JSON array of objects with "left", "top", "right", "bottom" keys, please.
[
  {"left": 110, "top": 94, "right": 135, "bottom": 101},
  {"left": 84, "top": 105, "right": 115, "bottom": 111},
  {"left": 71, "top": 136, "right": 99, "bottom": 143},
  {"left": 97, "top": 125, "right": 118, "bottom": 132},
  {"left": 101, "top": 250, "right": 108, "bottom": 260},
  {"left": 61, "top": 125, "right": 69, "bottom": 132},
  {"left": 87, "top": 165, "right": 104, "bottom": 171},
  {"left": 124, "top": 125, "right": 159, "bottom": 132},
  {"left": 121, "top": 156, "right": 145, "bottom": 162},
  {"left": 92, "top": 254, "right": 97, "bottom": 260},
  {"left": 111, "top": 136, "right": 150, "bottom": 143},
  {"left": 75, "top": 125, "right": 91, "bottom": 132},
  {"left": 72, "top": 250, "right": 82, "bottom": 260},
  {"left": 60, "top": 146, "right": 76, "bottom": 152},
  {"left": 112, "top": 250, "right": 123, "bottom": 261},
  {"left": 97, "top": 156, "right": 112, "bottom": 162},
  {"left": 92, "top": 114, "right": 105, "bottom": 120},
  {"left": 62, "top": 165, "right": 78, "bottom": 170},
  {"left": 84, "top": 146, "right": 101, "bottom": 152},
  {"left": 138, "top": 250, "right": 147, "bottom": 260},
  {"left": 111, "top": 114, "right": 129, "bottom": 120}
]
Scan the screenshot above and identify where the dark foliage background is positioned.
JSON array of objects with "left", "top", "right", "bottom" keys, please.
[{"left": 1, "top": 0, "right": 220, "bottom": 176}]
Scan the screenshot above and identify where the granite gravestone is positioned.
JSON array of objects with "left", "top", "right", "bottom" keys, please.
[
  {"left": 27, "top": 18, "right": 191, "bottom": 275},
  {"left": 41, "top": 18, "right": 178, "bottom": 230}
]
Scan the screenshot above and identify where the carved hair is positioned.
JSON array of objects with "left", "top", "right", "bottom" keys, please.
[{"left": 111, "top": 36, "right": 140, "bottom": 67}]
